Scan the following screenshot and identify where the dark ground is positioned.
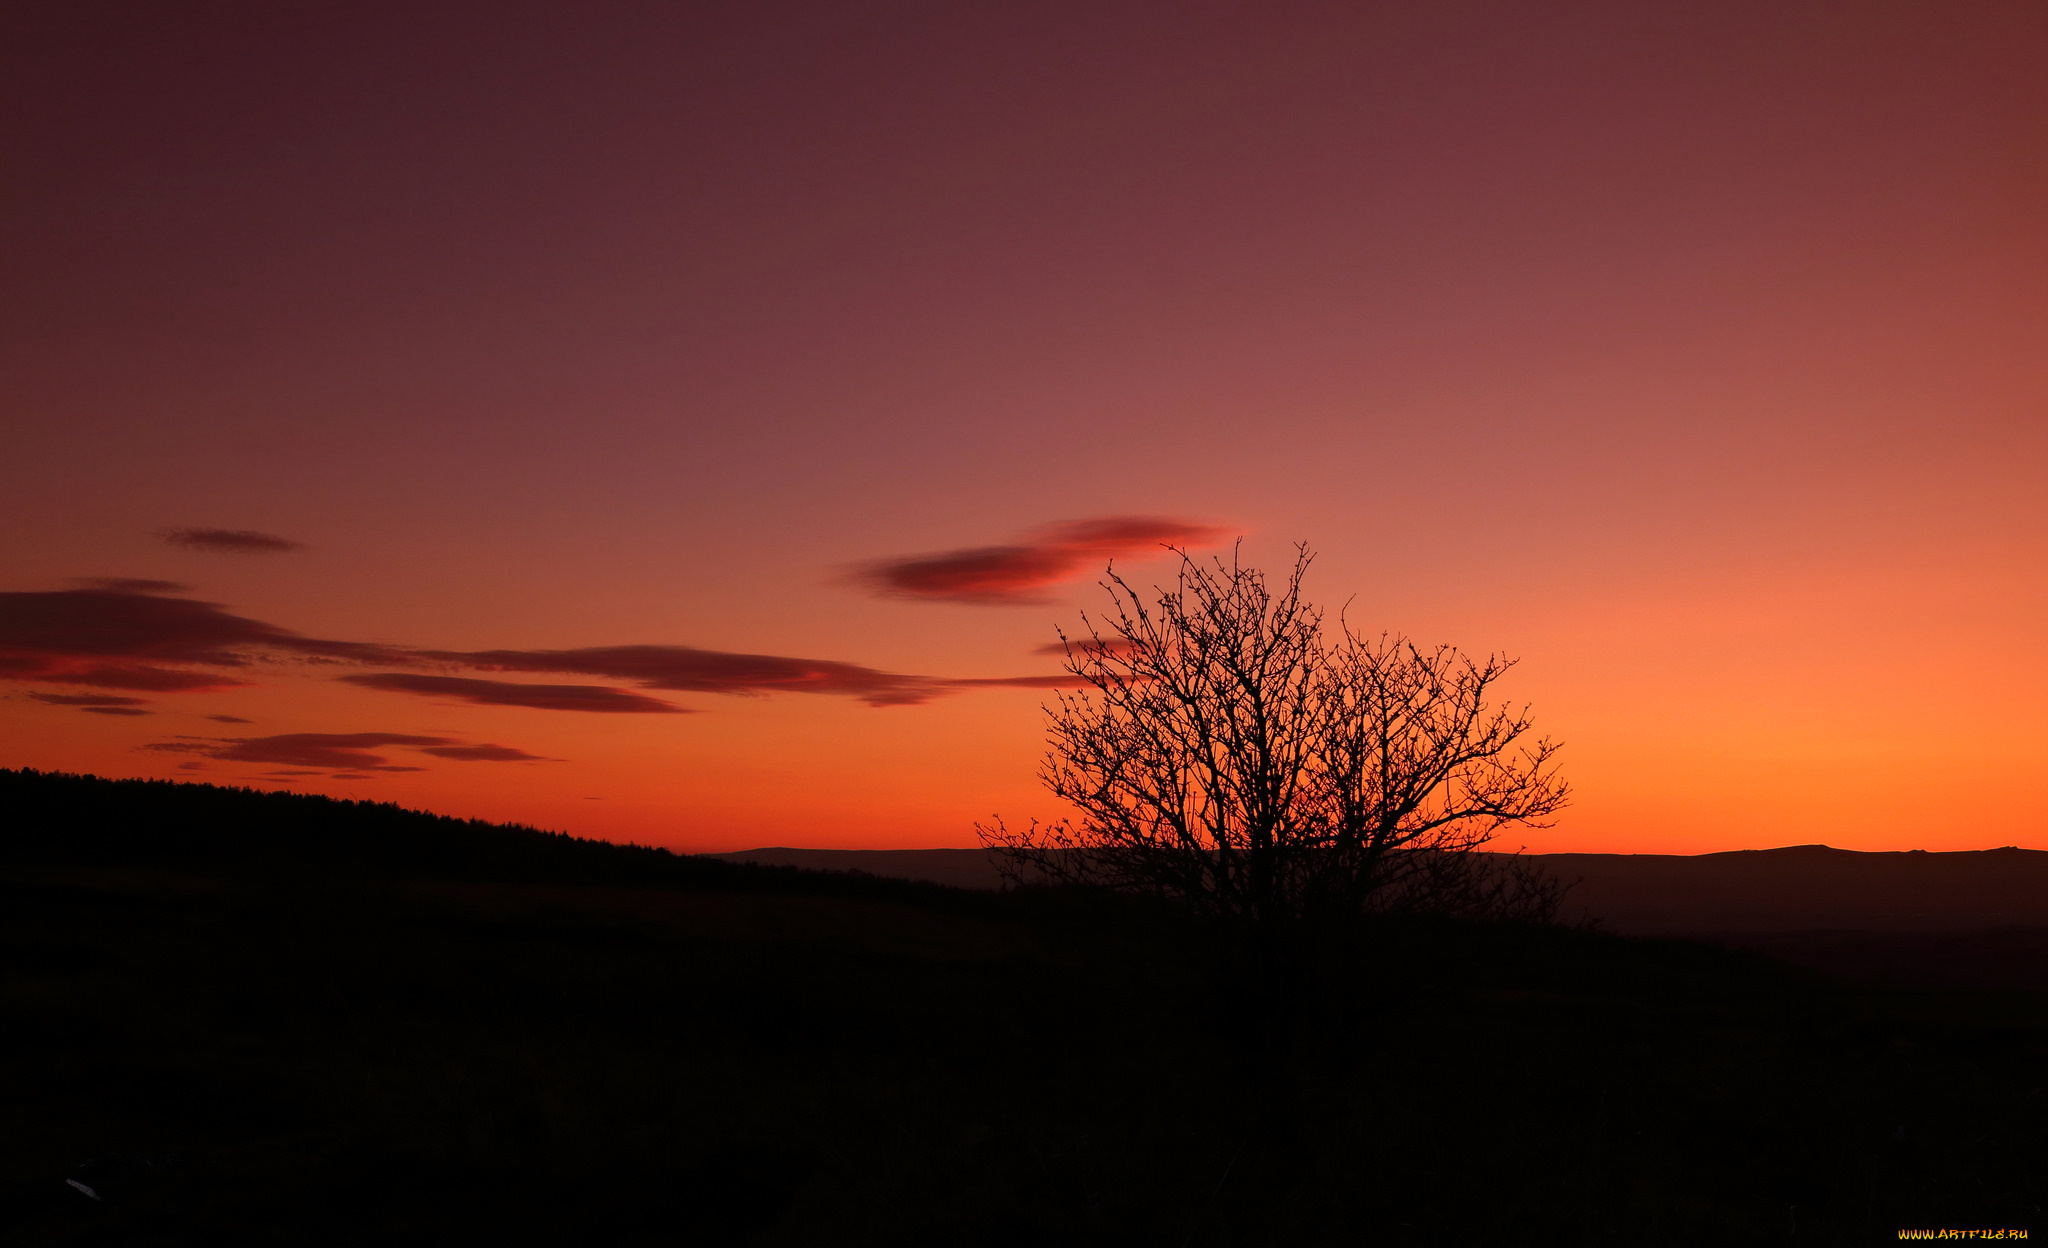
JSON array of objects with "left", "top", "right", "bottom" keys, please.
[
  {"left": 712, "top": 846, "right": 2048, "bottom": 991},
  {"left": 2, "top": 769, "right": 2042, "bottom": 1245}
]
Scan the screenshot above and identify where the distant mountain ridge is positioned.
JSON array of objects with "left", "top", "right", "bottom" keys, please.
[
  {"left": 1542, "top": 845, "right": 2048, "bottom": 935},
  {"left": 708, "top": 844, "right": 2048, "bottom": 935}
]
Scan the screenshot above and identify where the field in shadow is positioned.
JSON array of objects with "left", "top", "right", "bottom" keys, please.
[{"left": 3, "top": 769, "right": 2043, "bottom": 1245}]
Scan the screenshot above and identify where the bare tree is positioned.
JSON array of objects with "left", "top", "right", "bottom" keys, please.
[{"left": 979, "top": 544, "right": 1569, "bottom": 929}]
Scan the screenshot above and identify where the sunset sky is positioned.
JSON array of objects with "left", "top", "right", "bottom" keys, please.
[{"left": 4, "top": 0, "right": 2043, "bottom": 853}]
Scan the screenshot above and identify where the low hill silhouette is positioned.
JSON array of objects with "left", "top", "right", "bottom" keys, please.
[
  {"left": 1545, "top": 845, "right": 2048, "bottom": 934},
  {"left": 710, "top": 843, "right": 2048, "bottom": 931},
  {"left": 0, "top": 767, "right": 967, "bottom": 906},
  {"left": 711, "top": 843, "right": 2048, "bottom": 991}
]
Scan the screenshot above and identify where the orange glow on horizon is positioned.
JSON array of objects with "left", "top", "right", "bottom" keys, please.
[{"left": 3, "top": 2, "right": 2042, "bottom": 855}]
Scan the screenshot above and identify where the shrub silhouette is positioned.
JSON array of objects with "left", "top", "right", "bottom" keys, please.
[{"left": 981, "top": 543, "right": 1569, "bottom": 931}]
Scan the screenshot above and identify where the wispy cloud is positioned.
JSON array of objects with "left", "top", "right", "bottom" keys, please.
[
  {"left": 0, "top": 586, "right": 402, "bottom": 691},
  {"left": 161, "top": 527, "right": 307, "bottom": 554},
  {"left": 27, "top": 691, "right": 149, "bottom": 708},
  {"left": 417, "top": 743, "right": 552, "bottom": 762},
  {"left": 407, "top": 647, "right": 1076, "bottom": 706},
  {"left": 5, "top": 583, "right": 1069, "bottom": 711},
  {"left": 856, "top": 516, "right": 1227, "bottom": 604},
  {"left": 942, "top": 675, "right": 1071, "bottom": 691},
  {"left": 143, "top": 731, "right": 551, "bottom": 772},
  {"left": 71, "top": 578, "right": 192, "bottom": 593},
  {"left": 417, "top": 645, "right": 951, "bottom": 707},
  {"left": 211, "top": 733, "right": 451, "bottom": 769},
  {"left": 1029, "top": 637, "right": 1140, "bottom": 658},
  {"left": 339, "top": 672, "right": 687, "bottom": 714},
  {"left": 38, "top": 665, "right": 248, "bottom": 692}
]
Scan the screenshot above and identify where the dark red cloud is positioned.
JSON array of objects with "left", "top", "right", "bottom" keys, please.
[
  {"left": 857, "top": 516, "right": 1228, "bottom": 604},
  {"left": 0, "top": 588, "right": 391, "bottom": 662},
  {"left": 1029, "top": 637, "right": 1140, "bottom": 657},
  {"left": 0, "top": 587, "right": 403, "bottom": 691},
  {"left": 72, "top": 578, "right": 192, "bottom": 593},
  {"left": 338, "top": 672, "right": 687, "bottom": 714},
  {"left": 419, "top": 645, "right": 951, "bottom": 707},
  {"left": 944, "top": 675, "right": 1071, "bottom": 691},
  {"left": 82, "top": 706, "right": 150, "bottom": 716},
  {"left": 410, "top": 647, "right": 1074, "bottom": 705},
  {"left": 207, "top": 714, "right": 252, "bottom": 723},
  {"left": 162, "top": 528, "right": 306, "bottom": 554},
  {"left": 54, "top": 664, "right": 249, "bottom": 692},
  {"left": 417, "top": 744, "right": 553, "bottom": 762},
  {"left": 27, "top": 692, "right": 149, "bottom": 708},
  {"left": 142, "top": 731, "right": 548, "bottom": 771},
  {"left": 208, "top": 732, "right": 451, "bottom": 770},
  {"left": 4, "top": 584, "right": 1070, "bottom": 710}
]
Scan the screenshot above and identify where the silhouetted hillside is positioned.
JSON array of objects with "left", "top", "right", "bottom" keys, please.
[
  {"left": 708, "top": 845, "right": 1010, "bottom": 889},
  {"left": 0, "top": 768, "right": 968, "bottom": 907},
  {"left": 3, "top": 769, "right": 2044, "bottom": 1242}
]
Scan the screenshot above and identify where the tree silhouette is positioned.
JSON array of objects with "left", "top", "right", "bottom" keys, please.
[{"left": 980, "top": 544, "right": 1568, "bottom": 929}]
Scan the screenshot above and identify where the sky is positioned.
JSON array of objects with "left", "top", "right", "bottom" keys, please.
[{"left": 3, "top": 0, "right": 2043, "bottom": 854}]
